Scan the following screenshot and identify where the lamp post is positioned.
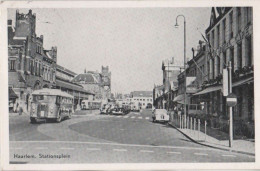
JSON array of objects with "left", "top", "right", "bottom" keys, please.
[{"left": 175, "top": 15, "right": 187, "bottom": 128}]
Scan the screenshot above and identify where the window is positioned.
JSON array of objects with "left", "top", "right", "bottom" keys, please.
[
  {"left": 230, "top": 12, "right": 233, "bottom": 38},
  {"left": 212, "top": 30, "right": 215, "bottom": 48},
  {"left": 245, "top": 7, "right": 251, "bottom": 24},
  {"left": 230, "top": 48, "right": 234, "bottom": 74},
  {"left": 237, "top": 43, "right": 242, "bottom": 69},
  {"left": 247, "top": 36, "right": 252, "bottom": 66},
  {"left": 223, "top": 51, "right": 227, "bottom": 68},
  {"left": 217, "top": 25, "right": 220, "bottom": 48},
  {"left": 223, "top": 19, "right": 226, "bottom": 43},
  {"left": 217, "top": 56, "right": 220, "bottom": 76},
  {"left": 9, "top": 60, "right": 15, "bottom": 71},
  {"left": 237, "top": 7, "right": 242, "bottom": 33}
]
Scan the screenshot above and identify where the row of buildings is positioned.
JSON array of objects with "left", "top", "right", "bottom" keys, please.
[
  {"left": 112, "top": 91, "right": 153, "bottom": 109},
  {"left": 8, "top": 9, "right": 111, "bottom": 113},
  {"left": 153, "top": 7, "right": 254, "bottom": 138}
]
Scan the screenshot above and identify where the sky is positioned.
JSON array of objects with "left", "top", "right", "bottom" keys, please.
[{"left": 8, "top": 8, "right": 211, "bottom": 94}]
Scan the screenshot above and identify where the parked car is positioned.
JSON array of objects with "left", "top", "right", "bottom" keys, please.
[
  {"left": 111, "top": 107, "right": 125, "bottom": 115},
  {"left": 100, "top": 104, "right": 111, "bottom": 115},
  {"left": 152, "top": 109, "right": 169, "bottom": 123}
]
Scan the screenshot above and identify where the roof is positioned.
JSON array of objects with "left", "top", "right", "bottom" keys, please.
[
  {"left": 206, "top": 7, "right": 232, "bottom": 34},
  {"left": 56, "top": 64, "right": 77, "bottom": 76},
  {"left": 56, "top": 78, "right": 95, "bottom": 95},
  {"left": 32, "top": 88, "right": 74, "bottom": 98},
  {"left": 72, "top": 73, "right": 100, "bottom": 84},
  {"left": 130, "top": 91, "right": 153, "bottom": 98}
]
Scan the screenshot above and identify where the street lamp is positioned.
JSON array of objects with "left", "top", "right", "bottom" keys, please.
[{"left": 175, "top": 15, "right": 187, "bottom": 128}]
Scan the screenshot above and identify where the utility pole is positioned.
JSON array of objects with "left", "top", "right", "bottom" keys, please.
[{"left": 228, "top": 61, "right": 233, "bottom": 147}]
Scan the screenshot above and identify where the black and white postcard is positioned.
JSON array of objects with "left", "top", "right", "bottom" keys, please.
[{"left": 0, "top": 0, "right": 259, "bottom": 170}]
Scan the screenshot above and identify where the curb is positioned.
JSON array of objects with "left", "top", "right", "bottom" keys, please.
[{"left": 168, "top": 122, "right": 255, "bottom": 157}]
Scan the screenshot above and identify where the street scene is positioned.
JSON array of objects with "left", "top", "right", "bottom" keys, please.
[{"left": 7, "top": 7, "right": 254, "bottom": 164}]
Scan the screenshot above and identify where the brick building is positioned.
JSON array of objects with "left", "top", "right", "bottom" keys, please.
[
  {"left": 193, "top": 7, "right": 254, "bottom": 137},
  {"left": 8, "top": 10, "right": 57, "bottom": 113}
]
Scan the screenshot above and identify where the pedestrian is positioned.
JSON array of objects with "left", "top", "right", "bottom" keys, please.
[{"left": 19, "top": 105, "right": 23, "bottom": 115}]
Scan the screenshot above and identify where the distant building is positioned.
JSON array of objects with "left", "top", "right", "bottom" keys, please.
[
  {"left": 129, "top": 91, "right": 153, "bottom": 109},
  {"left": 55, "top": 64, "right": 95, "bottom": 110},
  {"left": 72, "top": 66, "right": 111, "bottom": 102}
]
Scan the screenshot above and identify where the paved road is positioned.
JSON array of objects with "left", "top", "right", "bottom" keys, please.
[{"left": 9, "top": 109, "right": 254, "bottom": 163}]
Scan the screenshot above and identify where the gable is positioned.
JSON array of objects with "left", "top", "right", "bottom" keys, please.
[{"left": 210, "top": 7, "right": 217, "bottom": 27}]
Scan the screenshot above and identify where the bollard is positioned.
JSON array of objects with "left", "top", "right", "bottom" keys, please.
[
  {"left": 194, "top": 118, "right": 196, "bottom": 132},
  {"left": 205, "top": 121, "right": 207, "bottom": 141},
  {"left": 180, "top": 115, "right": 182, "bottom": 129},
  {"left": 198, "top": 119, "right": 201, "bottom": 139},
  {"left": 190, "top": 117, "right": 193, "bottom": 130},
  {"left": 187, "top": 116, "right": 189, "bottom": 129}
]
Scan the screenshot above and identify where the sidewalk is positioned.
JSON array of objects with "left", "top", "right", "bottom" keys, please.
[{"left": 169, "top": 122, "right": 255, "bottom": 156}]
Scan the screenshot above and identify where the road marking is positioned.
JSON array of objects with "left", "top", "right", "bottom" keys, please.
[
  {"left": 145, "top": 117, "right": 149, "bottom": 120},
  {"left": 167, "top": 152, "right": 181, "bottom": 154},
  {"left": 35, "top": 147, "right": 48, "bottom": 150},
  {"left": 123, "top": 116, "right": 129, "bottom": 118},
  {"left": 140, "top": 150, "right": 154, "bottom": 153},
  {"left": 194, "top": 153, "right": 208, "bottom": 156},
  {"left": 113, "top": 149, "right": 127, "bottom": 152},
  {"left": 86, "top": 148, "right": 101, "bottom": 151},
  {"left": 60, "top": 147, "right": 74, "bottom": 150},
  {"left": 117, "top": 116, "right": 122, "bottom": 118},
  {"left": 222, "top": 154, "right": 236, "bottom": 157},
  {"left": 131, "top": 116, "right": 135, "bottom": 119},
  {"left": 138, "top": 116, "right": 142, "bottom": 119},
  {"left": 10, "top": 141, "right": 218, "bottom": 151}
]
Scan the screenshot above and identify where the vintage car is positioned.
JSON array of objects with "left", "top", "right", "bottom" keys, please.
[
  {"left": 111, "top": 107, "right": 125, "bottom": 115},
  {"left": 152, "top": 109, "right": 169, "bottom": 123}
]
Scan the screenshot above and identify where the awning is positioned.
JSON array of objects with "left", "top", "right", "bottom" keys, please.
[
  {"left": 9, "top": 88, "right": 18, "bottom": 99},
  {"left": 233, "top": 77, "right": 253, "bottom": 87},
  {"left": 193, "top": 85, "right": 222, "bottom": 96},
  {"left": 173, "top": 94, "right": 189, "bottom": 104},
  {"left": 193, "top": 77, "right": 253, "bottom": 96}
]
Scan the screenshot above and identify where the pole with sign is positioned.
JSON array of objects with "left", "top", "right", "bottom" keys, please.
[{"left": 227, "top": 61, "right": 237, "bottom": 148}]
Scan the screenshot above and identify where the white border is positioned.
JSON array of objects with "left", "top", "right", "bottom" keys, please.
[{"left": 1, "top": 0, "right": 260, "bottom": 170}]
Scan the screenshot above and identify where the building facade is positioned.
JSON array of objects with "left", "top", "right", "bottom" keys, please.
[
  {"left": 72, "top": 66, "right": 111, "bottom": 102},
  {"left": 129, "top": 91, "right": 153, "bottom": 109},
  {"left": 193, "top": 7, "right": 254, "bottom": 137},
  {"left": 8, "top": 10, "right": 57, "bottom": 113},
  {"left": 55, "top": 64, "right": 94, "bottom": 110}
]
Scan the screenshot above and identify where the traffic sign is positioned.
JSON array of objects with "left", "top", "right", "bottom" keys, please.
[{"left": 226, "top": 93, "right": 237, "bottom": 107}]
